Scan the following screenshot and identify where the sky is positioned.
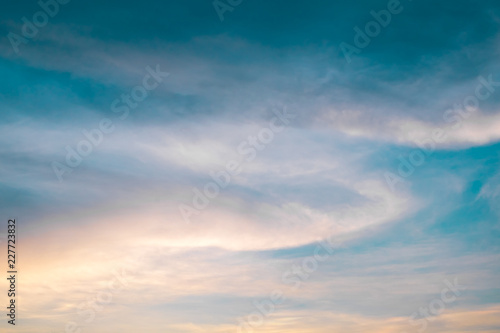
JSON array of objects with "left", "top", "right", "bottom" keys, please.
[{"left": 0, "top": 0, "right": 500, "bottom": 332}]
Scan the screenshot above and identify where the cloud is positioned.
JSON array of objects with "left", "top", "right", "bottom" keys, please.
[{"left": 1, "top": 1, "right": 500, "bottom": 332}]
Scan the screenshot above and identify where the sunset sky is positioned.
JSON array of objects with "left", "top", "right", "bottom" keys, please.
[{"left": 1, "top": 0, "right": 500, "bottom": 332}]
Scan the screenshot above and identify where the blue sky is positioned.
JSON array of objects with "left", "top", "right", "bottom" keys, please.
[{"left": 0, "top": 0, "right": 500, "bottom": 332}]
